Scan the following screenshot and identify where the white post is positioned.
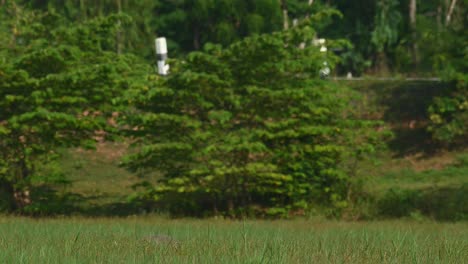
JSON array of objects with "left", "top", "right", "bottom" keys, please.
[
  {"left": 155, "top": 37, "right": 170, "bottom": 76},
  {"left": 313, "top": 38, "right": 330, "bottom": 79}
]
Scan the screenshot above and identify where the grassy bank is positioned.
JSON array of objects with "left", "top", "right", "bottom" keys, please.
[{"left": 0, "top": 217, "right": 466, "bottom": 263}]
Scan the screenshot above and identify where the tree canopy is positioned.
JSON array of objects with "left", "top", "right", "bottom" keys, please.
[
  {"left": 0, "top": 4, "right": 150, "bottom": 212},
  {"left": 122, "top": 26, "right": 381, "bottom": 217}
]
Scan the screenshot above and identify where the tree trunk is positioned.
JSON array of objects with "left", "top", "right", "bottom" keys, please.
[
  {"left": 409, "top": 0, "right": 419, "bottom": 71},
  {"left": 445, "top": 0, "right": 458, "bottom": 26},
  {"left": 437, "top": 5, "right": 442, "bottom": 30},
  {"left": 13, "top": 157, "right": 32, "bottom": 210},
  {"left": 80, "top": 0, "right": 87, "bottom": 21},
  {"left": 212, "top": 195, "right": 219, "bottom": 216},
  {"left": 116, "top": 0, "right": 123, "bottom": 55},
  {"left": 280, "top": 0, "right": 289, "bottom": 30},
  {"left": 299, "top": 0, "right": 315, "bottom": 49},
  {"left": 375, "top": 51, "right": 390, "bottom": 76},
  {"left": 0, "top": 179, "right": 15, "bottom": 211},
  {"left": 193, "top": 25, "right": 200, "bottom": 50},
  {"left": 0, "top": 177, "right": 31, "bottom": 212},
  {"left": 9, "top": 2, "right": 19, "bottom": 48},
  {"left": 13, "top": 189, "right": 31, "bottom": 210},
  {"left": 241, "top": 179, "right": 248, "bottom": 209},
  {"left": 227, "top": 197, "right": 234, "bottom": 217}
]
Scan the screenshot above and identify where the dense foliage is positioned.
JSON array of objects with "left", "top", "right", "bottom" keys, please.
[
  {"left": 426, "top": 3, "right": 468, "bottom": 145},
  {"left": 0, "top": 4, "right": 149, "bottom": 212},
  {"left": 9, "top": 0, "right": 468, "bottom": 75},
  {"left": 0, "top": 0, "right": 466, "bottom": 216},
  {"left": 122, "top": 24, "right": 381, "bottom": 217}
]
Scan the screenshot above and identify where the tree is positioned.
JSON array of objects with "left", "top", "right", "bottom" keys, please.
[
  {"left": 123, "top": 23, "right": 380, "bottom": 217},
  {"left": 321, "top": 0, "right": 375, "bottom": 75},
  {"left": 445, "top": 0, "right": 459, "bottom": 25},
  {"left": 280, "top": 0, "right": 289, "bottom": 29},
  {"left": 0, "top": 5, "right": 147, "bottom": 212},
  {"left": 370, "top": 0, "right": 402, "bottom": 74},
  {"left": 409, "top": 0, "right": 419, "bottom": 70},
  {"left": 153, "top": 0, "right": 284, "bottom": 53},
  {"left": 21, "top": 0, "right": 161, "bottom": 58},
  {"left": 427, "top": 0, "right": 468, "bottom": 146}
]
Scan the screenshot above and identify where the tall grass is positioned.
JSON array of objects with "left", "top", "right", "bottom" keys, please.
[{"left": 0, "top": 217, "right": 466, "bottom": 263}]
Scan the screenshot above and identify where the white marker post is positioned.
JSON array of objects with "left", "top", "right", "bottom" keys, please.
[
  {"left": 313, "top": 38, "right": 330, "bottom": 79},
  {"left": 155, "top": 37, "right": 170, "bottom": 76}
]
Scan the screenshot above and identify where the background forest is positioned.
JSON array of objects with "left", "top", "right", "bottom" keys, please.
[
  {"left": 5, "top": 0, "right": 466, "bottom": 75},
  {"left": 0, "top": 0, "right": 467, "bottom": 219}
]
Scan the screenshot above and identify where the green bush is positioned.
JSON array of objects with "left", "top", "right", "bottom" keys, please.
[
  {"left": 428, "top": 75, "right": 468, "bottom": 145},
  {"left": 378, "top": 188, "right": 422, "bottom": 218},
  {"left": 427, "top": 13, "right": 468, "bottom": 146},
  {"left": 377, "top": 185, "right": 468, "bottom": 221},
  {"left": 0, "top": 9, "right": 148, "bottom": 213},
  {"left": 123, "top": 25, "right": 382, "bottom": 218}
]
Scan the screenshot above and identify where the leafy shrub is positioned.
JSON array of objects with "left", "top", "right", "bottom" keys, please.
[
  {"left": 378, "top": 188, "right": 422, "bottom": 218},
  {"left": 0, "top": 9, "right": 148, "bottom": 212},
  {"left": 428, "top": 75, "right": 468, "bottom": 145},
  {"left": 123, "top": 25, "right": 382, "bottom": 218},
  {"left": 21, "top": 187, "right": 83, "bottom": 216},
  {"left": 377, "top": 185, "right": 468, "bottom": 221},
  {"left": 455, "top": 153, "right": 468, "bottom": 167},
  {"left": 428, "top": 15, "right": 468, "bottom": 146}
]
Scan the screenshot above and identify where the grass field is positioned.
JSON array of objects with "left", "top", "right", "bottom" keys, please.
[{"left": 0, "top": 217, "right": 466, "bottom": 263}]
